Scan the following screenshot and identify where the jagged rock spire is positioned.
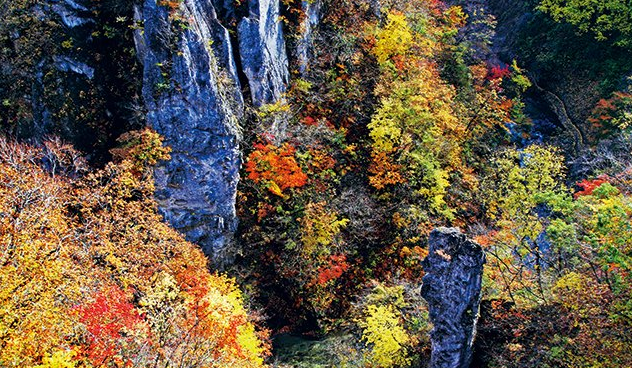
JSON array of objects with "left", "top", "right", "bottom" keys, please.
[{"left": 421, "top": 227, "right": 486, "bottom": 368}]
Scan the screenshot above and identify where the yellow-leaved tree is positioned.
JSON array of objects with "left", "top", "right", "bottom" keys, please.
[
  {"left": 0, "top": 131, "right": 270, "bottom": 367},
  {"left": 359, "top": 304, "right": 411, "bottom": 368},
  {"left": 367, "top": 5, "right": 473, "bottom": 227}
]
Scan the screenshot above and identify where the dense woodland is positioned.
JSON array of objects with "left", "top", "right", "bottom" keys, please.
[{"left": 1, "top": 0, "right": 632, "bottom": 367}]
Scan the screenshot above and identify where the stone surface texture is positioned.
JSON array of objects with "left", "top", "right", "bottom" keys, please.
[
  {"left": 296, "top": 0, "right": 321, "bottom": 75},
  {"left": 237, "top": 0, "right": 290, "bottom": 106},
  {"left": 137, "top": 0, "right": 243, "bottom": 262},
  {"left": 421, "top": 227, "right": 486, "bottom": 368}
]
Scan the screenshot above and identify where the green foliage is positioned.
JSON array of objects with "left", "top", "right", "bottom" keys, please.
[
  {"left": 510, "top": 0, "right": 632, "bottom": 96},
  {"left": 298, "top": 201, "right": 349, "bottom": 255},
  {"left": 481, "top": 145, "right": 570, "bottom": 303},
  {"left": 256, "top": 100, "right": 292, "bottom": 119},
  {"left": 362, "top": 284, "right": 406, "bottom": 309},
  {"left": 110, "top": 128, "right": 172, "bottom": 173},
  {"left": 554, "top": 182, "right": 632, "bottom": 294},
  {"left": 351, "top": 282, "right": 431, "bottom": 367},
  {"left": 509, "top": 60, "right": 533, "bottom": 92},
  {"left": 479, "top": 162, "right": 632, "bottom": 366},
  {"left": 538, "top": 0, "right": 632, "bottom": 48},
  {"left": 367, "top": 9, "right": 468, "bottom": 222},
  {"left": 484, "top": 145, "right": 566, "bottom": 226}
]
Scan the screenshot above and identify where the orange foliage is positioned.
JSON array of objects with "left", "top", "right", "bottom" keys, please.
[
  {"left": 316, "top": 254, "right": 350, "bottom": 286},
  {"left": 368, "top": 151, "right": 406, "bottom": 190},
  {"left": 0, "top": 134, "right": 269, "bottom": 367},
  {"left": 473, "top": 231, "right": 499, "bottom": 248},
  {"left": 588, "top": 92, "right": 632, "bottom": 139},
  {"left": 574, "top": 175, "right": 611, "bottom": 198},
  {"left": 158, "top": 0, "right": 182, "bottom": 13},
  {"left": 301, "top": 116, "right": 319, "bottom": 126},
  {"left": 307, "top": 149, "right": 336, "bottom": 175},
  {"left": 76, "top": 285, "right": 149, "bottom": 367},
  {"left": 246, "top": 142, "right": 308, "bottom": 196}
]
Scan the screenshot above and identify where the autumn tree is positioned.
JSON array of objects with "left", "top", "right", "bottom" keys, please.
[
  {"left": 0, "top": 132, "right": 270, "bottom": 367},
  {"left": 245, "top": 142, "right": 309, "bottom": 197},
  {"left": 0, "top": 139, "right": 81, "bottom": 366},
  {"left": 367, "top": 7, "right": 469, "bottom": 222},
  {"left": 353, "top": 282, "right": 431, "bottom": 367},
  {"left": 480, "top": 145, "right": 569, "bottom": 303},
  {"left": 587, "top": 91, "right": 632, "bottom": 140}
]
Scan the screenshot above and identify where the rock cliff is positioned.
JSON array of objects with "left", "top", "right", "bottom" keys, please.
[
  {"left": 296, "top": 0, "right": 322, "bottom": 75},
  {"left": 26, "top": 0, "right": 296, "bottom": 263},
  {"left": 237, "top": 0, "right": 290, "bottom": 107},
  {"left": 421, "top": 227, "right": 486, "bottom": 368},
  {"left": 136, "top": 0, "right": 243, "bottom": 262},
  {"left": 27, "top": 0, "right": 142, "bottom": 162}
]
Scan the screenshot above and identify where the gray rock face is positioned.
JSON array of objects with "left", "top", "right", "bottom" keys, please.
[
  {"left": 53, "top": 55, "right": 94, "bottom": 79},
  {"left": 137, "top": 0, "right": 243, "bottom": 262},
  {"left": 421, "top": 228, "right": 486, "bottom": 368},
  {"left": 50, "top": 0, "right": 94, "bottom": 28},
  {"left": 237, "top": 0, "right": 290, "bottom": 106},
  {"left": 32, "top": 0, "right": 95, "bottom": 138},
  {"left": 296, "top": 0, "right": 321, "bottom": 75}
]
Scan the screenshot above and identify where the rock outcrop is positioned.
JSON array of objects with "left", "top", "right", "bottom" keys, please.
[
  {"left": 50, "top": 0, "right": 94, "bottom": 28},
  {"left": 137, "top": 0, "right": 243, "bottom": 262},
  {"left": 31, "top": 0, "right": 95, "bottom": 139},
  {"left": 136, "top": 0, "right": 294, "bottom": 262},
  {"left": 23, "top": 0, "right": 143, "bottom": 162},
  {"left": 421, "top": 227, "right": 486, "bottom": 368},
  {"left": 237, "top": 0, "right": 290, "bottom": 106},
  {"left": 296, "top": 0, "right": 322, "bottom": 75}
]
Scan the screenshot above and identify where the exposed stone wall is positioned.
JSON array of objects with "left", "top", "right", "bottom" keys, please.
[
  {"left": 295, "top": 0, "right": 322, "bottom": 76},
  {"left": 136, "top": 0, "right": 243, "bottom": 262},
  {"left": 237, "top": 0, "right": 290, "bottom": 107},
  {"left": 421, "top": 227, "right": 486, "bottom": 368},
  {"left": 136, "top": 0, "right": 299, "bottom": 263}
]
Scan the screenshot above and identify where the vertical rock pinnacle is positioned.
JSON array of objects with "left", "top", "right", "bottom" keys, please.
[{"left": 421, "top": 227, "right": 486, "bottom": 368}]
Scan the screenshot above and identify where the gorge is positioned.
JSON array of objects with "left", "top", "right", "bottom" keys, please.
[{"left": 1, "top": 0, "right": 632, "bottom": 366}]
